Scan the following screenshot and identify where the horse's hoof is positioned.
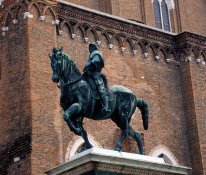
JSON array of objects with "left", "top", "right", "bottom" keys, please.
[
  {"left": 139, "top": 151, "right": 144, "bottom": 155},
  {"left": 87, "top": 144, "right": 93, "bottom": 149},
  {"left": 114, "top": 146, "right": 121, "bottom": 152}
]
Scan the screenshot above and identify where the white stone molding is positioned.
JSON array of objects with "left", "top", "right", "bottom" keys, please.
[
  {"left": 14, "top": 157, "right": 20, "bottom": 163},
  {"left": 133, "top": 50, "right": 137, "bottom": 55},
  {"left": 71, "top": 33, "right": 76, "bottom": 39},
  {"left": 166, "top": 58, "right": 170, "bottom": 63},
  {"left": 196, "top": 58, "right": 201, "bottom": 63},
  {"left": 84, "top": 37, "right": 89, "bottom": 42},
  {"left": 149, "top": 145, "right": 179, "bottom": 165},
  {"left": 108, "top": 44, "right": 113, "bottom": 49},
  {"left": 2, "top": 26, "right": 8, "bottom": 31},
  {"left": 144, "top": 52, "right": 149, "bottom": 58},
  {"left": 0, "top": 0, "right": 4, "bottom": 7},
  {"left": 23, "top": 12, "right": 33, "bottom": 19},
  {"left": 39, "top": 16, "right": 46, "bottom": 21},
  {"left": 12, "top": 19, "right": 18, "bottom": 24},
  {"left": 65, "top": 134, "right": 102, "bottom": 162},
  {"left": 96, "top": 40, "right": 101, "bottom": 45},
  {"left": 121, "top": 47, "right": 126, "bottom": 52},
  {"left": 52, "top": 19, "right": 60, "bottom": 25},
  {"left": 185, "top": 56, "right": 192, "bottom": 62},
  {"left": 155, "top": 55, "right": 160, "bottom": 60},
  {"left": 202, "top": 61, "right": 206, "bottom": 65},
  {"left": 59, "top": 30, "right": 63, "bottom": 35}
]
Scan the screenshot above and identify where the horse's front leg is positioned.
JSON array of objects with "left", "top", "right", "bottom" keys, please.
[
  {"left": 78, "top": 125, "right": 93, "bottom": 149},
  {"left": 63, "top": 103, "right": 82, "bottom": 135}
]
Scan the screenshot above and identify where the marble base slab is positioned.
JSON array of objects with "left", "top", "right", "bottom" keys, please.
[{"left": 46, "top": 148, "right": 191, "bottom": 175}]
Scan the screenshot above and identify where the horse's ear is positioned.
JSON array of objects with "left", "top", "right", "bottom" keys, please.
[
  {"left": 52, "top": 47, "right": 57, "bottom": 53},
  {"left": 60, "top": 46, "right": 63, "bottom": 52}
]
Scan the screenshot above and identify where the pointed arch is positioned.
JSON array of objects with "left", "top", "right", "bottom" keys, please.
[
  {"left": 101, "top": 31, "right": 111, "bottom": 45},
  {"left": 28, "top": 2, "right": 41, "bottom": 16},
  {"left": 149, "top": 145, "right": 179, "bottom": 165},
  {"left": 74, "top": 23, "right": 85, "bottom": 38},
  {"left": 65, "top": 135, "right": 102, "bottom": 162},
  {"left": 43, "top": 6, "right": 57, "bottom": 20},
  {"left": 60, "top": 20, "right": 73, "bottom": 36},
  {"left": 86, "top": 27, "right": 99, "bottom": 41},
  {"left": 124, "top": 38, "right": 135, "bottom": 52}
]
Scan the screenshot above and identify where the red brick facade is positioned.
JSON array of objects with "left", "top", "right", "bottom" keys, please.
[{"left": 0, "top": 0, "right": 206, "bottom": 175}]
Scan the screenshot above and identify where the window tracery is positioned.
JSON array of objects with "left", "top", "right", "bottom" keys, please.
[{"left": 153, "top": 0, "right": 174, "bottom": 32}]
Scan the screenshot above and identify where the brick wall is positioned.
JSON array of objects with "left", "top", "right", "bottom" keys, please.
[
  {"left": 0, "top": 12, "right": 31, "bottom": 175},
  {"left": 27, "top": 5, "right": 64, "bottom": 175},
  {"left": 178, "top": 0, "right": 206, "bottom": 36},
  {"left": 1, "top": 1, "right": 206, "bottom": 175}
]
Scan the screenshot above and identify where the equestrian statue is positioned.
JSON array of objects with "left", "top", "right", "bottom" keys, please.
[{"left": 49, "top": 43, "right": 149, "bottom": 154}]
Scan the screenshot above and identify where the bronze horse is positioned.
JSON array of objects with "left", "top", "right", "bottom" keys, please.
[{"left": 49, "top": 48, "right": 149, "bottom": 154}]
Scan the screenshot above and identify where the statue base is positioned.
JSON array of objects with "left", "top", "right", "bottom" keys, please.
[{"left": 46, "top": 148, "right": 191, "bottom": 175}]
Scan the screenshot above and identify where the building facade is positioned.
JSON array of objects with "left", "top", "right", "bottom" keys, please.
[{"left": 0, "top": 0, "right": 206, "bottom": 175}]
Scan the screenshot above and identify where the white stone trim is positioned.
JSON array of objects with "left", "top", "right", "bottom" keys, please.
[
  {"left": 149, "top": 145, "right": 179, "bottom": 165},
  {"left": 65, "top": 135, "right": 102, "bottom": 162},
  {"left": 144, "top": 52, "right": 149, "bottom": 58},
  {"left": 23, "top": 12, "right": 33, "bottom": 19},
  {"left": 133, "top": 50, "right": 137, "bottom": 55},
  {"left": 12, "top": 19, "right": 18, "bottom": 24},
  {"left": 2, "top": 26, "right": 8, "bottom": 31},
  {"left": 155, "top": 55, "right": 160, "bottom": 60},
  {"left": 14, "top": 157, "right": 20, "bottom": 163},
  {"left": 0, "top": 0, "right": 4, "bottom": 7},
  {"left": 39, "top": 16, "right": 46, "bottom": 21},
  {"left": 108, "top": 44, "right": 113, "bottom": 49},
  {"left": 52, "top": 19, "right": 60, "bottom": 25},
  {"left": 71, "top": 33, "right": 76, "bottom": 39}
]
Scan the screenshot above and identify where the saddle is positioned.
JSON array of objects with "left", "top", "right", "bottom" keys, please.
[{"left": 83, "top": 74, "right": 114, "bottom": 102}]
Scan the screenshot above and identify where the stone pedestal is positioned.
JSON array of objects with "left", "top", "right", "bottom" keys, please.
[{"left": 46, "top": 148, "right": 191, "bottom": 175}]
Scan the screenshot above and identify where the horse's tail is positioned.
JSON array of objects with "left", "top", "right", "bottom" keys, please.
[{"left": 136, "top": 98, "right": 149, "bottom": 130}]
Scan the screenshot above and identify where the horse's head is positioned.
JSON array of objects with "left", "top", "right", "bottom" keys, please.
[
  {"left": 49, "top": 47, "right": 81, "bottom": 84},
  {"left": 49, "top": 47, "right": 63, "bottom": 83}
]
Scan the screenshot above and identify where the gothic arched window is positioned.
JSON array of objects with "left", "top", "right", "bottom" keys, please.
[
  {"left": 153, "top": 0, "right": 162, "bottom": 29},
  {"left": 153, "top": 0, "right": 174, "bottom": 32}
]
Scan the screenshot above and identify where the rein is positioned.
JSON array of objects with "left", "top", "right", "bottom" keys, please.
[
  {"left": 59, "top": 74, "right": 84, "bottom": 87},
  {"left": 57, "top": 54, "right": 85, "bottom": 87}
]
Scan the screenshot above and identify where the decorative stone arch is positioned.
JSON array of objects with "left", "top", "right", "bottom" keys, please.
[
  {"left": 65, "top": 134, "right": 102, "bottom": 162},
  {"left": 73, "top": 23, "right": 86, "bottom": 38},
  {"left": 149, "top": 145, "right": 179, "bottom": 165},
  {"left": 86, "top": 27, "right": 100, "bottom": 42},
  {"left": 100, "top": 31, "right": 111, "bottom": 46},
  {"left": 59, "top": 19, "right": 74, "bottom": 36},
  {"left": 28, "top": 2, "right": 41, "bottom": 16}
]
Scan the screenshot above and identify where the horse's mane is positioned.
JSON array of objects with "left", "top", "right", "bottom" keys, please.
[{"left": 62, "top": 53, "right": 82, "bottom": 85}]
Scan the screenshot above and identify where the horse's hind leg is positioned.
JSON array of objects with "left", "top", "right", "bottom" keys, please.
[
  {"left": 113, "top": 115, "right": 129, "bottom": 151},
  {"left": 128, "top": 126, "right": 144, "bottom": 155},
  {"left": 114, "top": 129, "right": 128, "bottom": 151}
]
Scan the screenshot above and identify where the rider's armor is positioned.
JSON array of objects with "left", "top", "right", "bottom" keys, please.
[{"left": 84, "top": 43, "right": 111, "bottom": 113}]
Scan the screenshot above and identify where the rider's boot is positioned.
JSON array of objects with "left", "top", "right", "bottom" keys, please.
[{"left": 102, "top": 94, "right": 111, "bottom": 113}]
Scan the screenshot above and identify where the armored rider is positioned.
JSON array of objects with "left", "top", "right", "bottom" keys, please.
[{"left": 83, "top": 43, "right": 111, "bottom": 113}]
